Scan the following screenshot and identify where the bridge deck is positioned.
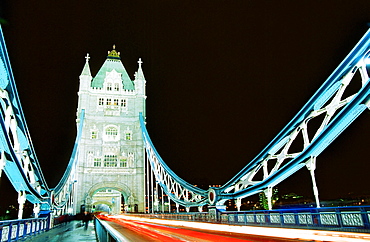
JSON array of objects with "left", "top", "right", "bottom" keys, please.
[{"left": 20, "top": 220, "right": 97, "bottom": 242}]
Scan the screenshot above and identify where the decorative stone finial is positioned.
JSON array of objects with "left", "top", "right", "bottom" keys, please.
[{"left": 107, "top": 45, "right": 121, "bottom": 60}]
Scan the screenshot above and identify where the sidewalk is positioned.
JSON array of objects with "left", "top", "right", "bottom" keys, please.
[{"left": 20, "top": 220, "right": 97, "bottom": 242}]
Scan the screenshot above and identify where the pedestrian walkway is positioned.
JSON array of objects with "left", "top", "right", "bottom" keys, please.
[{"left": 20, "top": 220, "right": 97, "bottom": 242}]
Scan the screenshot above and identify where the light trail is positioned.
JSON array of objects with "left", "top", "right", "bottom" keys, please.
[
  {"left": 99, "top": 214, "right": 370, "bottom": 242},
  {"left": 99, "top": 215, "right": 256, "bottom": 241}
]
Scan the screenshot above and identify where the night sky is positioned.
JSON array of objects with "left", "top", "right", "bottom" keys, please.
[{"left": 1, "top": 1, "right": 370, "bottom": 204}]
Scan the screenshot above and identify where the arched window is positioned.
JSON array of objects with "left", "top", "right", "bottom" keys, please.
[
  {"left": 105, "top": 126, "right": 119, "bottom": 141},
  {"left": 106, "top": 127, "right": 117, "bottom": 136},
  {"left": 107, "top": 83, "right": 112, "bottom": 91}
]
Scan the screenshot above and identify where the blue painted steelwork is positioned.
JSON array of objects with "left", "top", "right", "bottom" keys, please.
[
  {"left": 0, "top": 25, "right": 51, "bottom": 208},
  {"left": 0, "top": 25, "right": 85, "bottom": 216},
  {"left": 221, "top": 206, "right": 370, "bottom": 233},
  {"left": 140, "top": 28, "right": 370, "bottom": 208},
  {"left": 136, "top": 206, "right": 370, "bottom": 234},
  {"left": 2, "top": 20, "right": 370, "bottom": 214},
  {"left": 219, "top": 28, "right": 370, "bottom": 202},
  {"left": 0, "top": 217, "right": 50, "bottom": 242},
  {"left": 52, "top": 109, "right": 85, "bottom": 210},
  {"left": 140, "top": 113, "right": 208, "bottom": 208},
  {"left": 95, "top": 217, "right": 124, "bottom": 242}
]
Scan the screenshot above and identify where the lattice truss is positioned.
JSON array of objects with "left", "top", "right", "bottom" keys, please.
[
  {"left": 0, "top": 88, "right": 42, "bottom": 192},
  {"left": 222, "top": 33, "right": 370, "bottom": 200},
  {"left": 141, "top": 29, "right": 370, "bottom": 207},
  {"left": 51, "top": 110, "right": 84, "bottom": 214},
  {"left": 140, "top": 114, "right": 208, "bottom": 208},
  {"left": 0, "top": 52, "right": 50, "bottom": 207},
  {"left": 0, "top": 26, "right": 81, "bottom": 215},
  {"left": 145, "top": 142, "right": 208, "bottom": 207}
]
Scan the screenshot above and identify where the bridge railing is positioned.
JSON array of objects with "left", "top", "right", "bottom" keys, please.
[
  {"left": 220, "top": 206, "right": 370, "bottom": 233},
  {"left": 94, "top": 217, "right": 125, "bottom": 242},
  {"left": 0, "top": 217, "right": 50, "bottom": 242},
  {"left": 133, "top": 206, "right": 370, "bottom": 233}
]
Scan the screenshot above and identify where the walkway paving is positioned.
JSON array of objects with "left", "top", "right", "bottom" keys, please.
[{"left": 20, "top": 220, "right": 97, "bottom": 242}]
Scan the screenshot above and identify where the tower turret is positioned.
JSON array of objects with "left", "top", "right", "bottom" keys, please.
[
  {"left": 79, "top": 53, "right": 92, "bottom": 91},
  {"left": 74, "top": 46, "right": 146, "bottom": 214}
]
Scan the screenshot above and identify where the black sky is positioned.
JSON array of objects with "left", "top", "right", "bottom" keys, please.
[{"left": 1, "top": 1, "right": 370, "bottom": 202}]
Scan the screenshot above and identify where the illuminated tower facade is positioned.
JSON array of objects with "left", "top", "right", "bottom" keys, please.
[{"left": 74, "top": 46, "right": 146, "bottom": 214}]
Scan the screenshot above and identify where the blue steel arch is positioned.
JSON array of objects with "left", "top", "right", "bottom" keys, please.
[
  {"left": 0, "top": 25, "right": 85, "bottom": 215},
  {"left": 1, "top": 23, "right": 370, "bottom": 214},
  {"left": 140, "top": 28, "right": 370, "bottom": 209}
]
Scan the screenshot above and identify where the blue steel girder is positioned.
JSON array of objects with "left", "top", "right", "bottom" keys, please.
[
  {"left": 0, "top": 25, "right": 51, "bottom": 209},
  {"left": 52, "top": 109, "right": 85, "bottom": 210},
  {"left": 140, "top": 113, "right": 209, "bottom": 208},
  {"left": 140, "top": 28, "right": 370, "bottom": 208},
  {"left": 217, "top": 28, "right": 370, "bottom": 203}
]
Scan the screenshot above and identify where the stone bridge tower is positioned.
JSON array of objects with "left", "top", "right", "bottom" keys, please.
[{"left": 74, "top": 46, "right": 146, "bottom": 214}]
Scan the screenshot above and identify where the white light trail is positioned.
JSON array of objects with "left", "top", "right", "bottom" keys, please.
[{"left": 112, "top": 214, "right": 370, "bottom": 242}]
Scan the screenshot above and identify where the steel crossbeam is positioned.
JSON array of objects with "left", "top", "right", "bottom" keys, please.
[
  {"left": 0, "top": 25, "right": 85, "bottom": 218},
  {"left": 140, "top": 28, "right": 370, "bottom": 209},
  {"left": 218, "top": 28, "right": 370, "bottom": 205},
  {"left": 140, "top": 114, "right": 208, "bottom": 209},
  {"left": 2, "top": 22, "right": 370, "bottom": 213}
]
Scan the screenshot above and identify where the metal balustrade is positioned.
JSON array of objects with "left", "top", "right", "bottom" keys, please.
[
  {"left": 132, "top": 206, "right": 370, "bottom": 233},
  {"left": 0, "top": 217, "right": 50, "bottom": 242},
  {"left": 94, "top": 217, "right": 124, "bottom": 242}
]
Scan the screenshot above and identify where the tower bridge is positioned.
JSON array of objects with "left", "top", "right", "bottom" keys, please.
[{"left": 1, "top": 24, "right": 370, "bottom": 240}]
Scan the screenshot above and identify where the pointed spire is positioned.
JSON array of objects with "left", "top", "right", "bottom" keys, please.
[
  {"left": 81, "top": 53, "right": 91, "bottom": 76},
  {"left": 135, "top": 58, "right": 145, "bottom": 80}
]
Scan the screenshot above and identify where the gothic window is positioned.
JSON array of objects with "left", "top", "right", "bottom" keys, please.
[
  {"left": 120, "top": 158, "right": 127, "bottom": 167},
  {"left": 128, "top": 152, "right": 134, "bottom": 166},
  {"left": 114, "top": 99, "right": 119, "bottom": 105},
  {"left": 104, "top": 126, "right": 119, "bottom": 141},
  {"left": 91, "top": 130, "right": 98, "bottom": 139},
  {"left": 87, "top": 151, "right": 94, "bottom": 166},
  {"left": 121, "top": 99, "right": 126, "bottom": 107},
  {"left": 114, "top": 83, "right": 119, "bottom": 91},
  {"left": 104, "top": 155, "right": 117, "bottom": 167},
  {"left": 107, "top": 83, "right": 112, "bottom": 91},
  {"left": 125, "top": 132, "right": 131, "bottom": 140},
  {"left": 106, "top": 127, "right": 117, "bottom": 136},
  {"left": 94, "top": 158, "right": 101, "bottom": 167},
  {"left": 98, "top": 98, "right": 104, "bottom": 105},
  {"left": 106, "top": 98, "right": 112, "bottom": 105}
]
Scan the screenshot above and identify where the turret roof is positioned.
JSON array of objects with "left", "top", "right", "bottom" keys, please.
[
  {"left": 91, "top": 46, "right": 134, "bottom": 90},
  {"left": 81, "top": 53, "right": 91, "bottom": 76}
]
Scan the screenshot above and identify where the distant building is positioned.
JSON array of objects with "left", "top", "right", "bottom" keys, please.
[{"left": 74, "top": 47, "right": 146, "bottom": 214}]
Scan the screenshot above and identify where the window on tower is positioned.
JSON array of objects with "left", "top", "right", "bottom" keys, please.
[
  {"left": 125, "top": 132, "right": 131, "bottom": 140},
  {"left": 91, "top": 131, "right": 98, "bottom": 139},
  {"left": 94, "top": 158, "right": 102, "bottom": 167},
  {"left": 114, "top": 99, "right": 119, "bottom": 105},
  {"left": 120, "top": 158, "right": 127, "bottom": 167},
  {"left": 107, "top": 83, "right": 112, "bottom": 91},
  {"left": 121, "top": 99, "right": 126, "bottom": 107},
  {"left": 106, "top": 98, "right": 112, "bottom": 105},
  {"left": 98, "top": 98, "right": 104, "bottom": 105},
  {"left": 104, "top": 155, "right": 117, "bottom": 167},
  {"left": 114, "top": 83, "right": 119, "bottom": 91},
  {"left": 106, "top": 127, "right": 117, "bottom": 136},
  {"left": 105, "top": 126, "right": 119, "bottom": 141}
]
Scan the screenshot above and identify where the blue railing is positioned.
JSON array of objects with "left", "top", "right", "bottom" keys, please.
[
  {"left": 0, "top": 217, "right": 50, "bottom": 242},
  {"left": 220, "top": 206, "right": 370, "bottom": 233},
  {"left": 94, "top": 217, "right": 124, "bottom": 242},
  {"left": 134, "top": 206, "right": 370, "bottom": 233}
]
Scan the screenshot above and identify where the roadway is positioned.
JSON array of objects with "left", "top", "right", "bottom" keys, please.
[{"left": 98, "top": 214, "right": 370, "bottom": 242}]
